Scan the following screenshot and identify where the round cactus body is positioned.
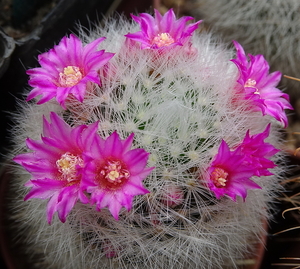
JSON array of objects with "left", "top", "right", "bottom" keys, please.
[{"left": 9, "top": 10, "right": 291, "bottom": 269}]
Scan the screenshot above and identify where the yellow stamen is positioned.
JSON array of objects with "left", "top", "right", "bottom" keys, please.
[
  {"left": 107, "top": 170, "right": 120, "bottom": 181},
  {"left": 211, "top": 167, "right": 229, "bottom": 188},
  {"left": 59, "top": 66, "right": 82, "bottom": 87},
  {"left": 56, "top": 152, "right": 83, "bottom": 182},
  {"left": 152, "top": 33, "right": 175, "bottom": 48},
  {"left": 100, "top": 160, "right": 130, "bottom": 186}
]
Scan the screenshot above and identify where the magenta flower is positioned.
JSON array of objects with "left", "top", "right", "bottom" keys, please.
[
  {"left": 82, "top": 132, "right": 154, "bottom": 220},
  {"left": 207, "top": 140, "right": 261, "bottom": 201},
  {"left": 231, "top": 41, "right": 293, "bottom": 127},
  {"left": 125, "top": 9, "right": 201, "bottom": 49},
  {"left": 13, "top": 112, "right": 99, "bottom": 224},
  {"left": 236, "top": 124, "right": 279, "bottom": 177},
  {"left": 26, "top": 34, "right": 114, "bottom": 109}
]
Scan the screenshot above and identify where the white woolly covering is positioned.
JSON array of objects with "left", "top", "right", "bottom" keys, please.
[
  {"left": 7, "top": 15, "right": 287, "bottom": 269},
  {"left": 187, "top": 0, "right": 300, "bottom": 97}
]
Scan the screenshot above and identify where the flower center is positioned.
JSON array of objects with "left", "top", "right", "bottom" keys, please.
[
  {"left": 152, "top": 33, "right": 175, "bottom": 48},
  {"left": 244, "top": 78, "right": 260, "bottom": 95},
  {"left": 56, "top": 152, "right": 83, "bottom": 182},
  {"left": 211, "top": 167, "right": 229, "bottom": 188},
  {"left": 59, "top": 66, "right": 83, "bottom": 87},
  {"left": 99, "top": 160, "right": 130, "bottom": 189}
]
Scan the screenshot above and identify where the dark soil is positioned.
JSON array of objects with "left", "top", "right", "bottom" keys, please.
[{"left": 0, "top": 0, "right": 58, "bottom": 39}]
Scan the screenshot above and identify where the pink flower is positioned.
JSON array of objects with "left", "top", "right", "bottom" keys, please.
[
  {"left": 207, "top": 140, "right": 261, "bottom": 201},
  {"left": 125, "top": 9, "right": 201, "bottom": 50},
  {"left": 82, "top": 132, "right": 154, "bottom": 220},
  {"left": 13, "top": 112, "right": 99, "bottom": 224},
  {"left": 26, "top": 34, "right": 114, "bottom": 109},
  {"left": 237, "top": 124, "right": 279, "bottom": 177},
  {"left": 231, "top": 41, "right": 293, "bottom": 127}
]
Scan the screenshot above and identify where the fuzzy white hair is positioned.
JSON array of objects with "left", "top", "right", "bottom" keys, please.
[{"left": 7, "top": 14, "right": 287, "bottom": 269}]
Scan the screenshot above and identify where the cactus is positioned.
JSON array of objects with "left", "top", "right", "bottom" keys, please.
[{"left": 9, "top": 9, "right": 292, "bottom": 269}]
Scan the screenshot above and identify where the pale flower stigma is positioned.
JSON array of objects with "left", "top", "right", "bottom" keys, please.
[
  {"left": 100, "top": 160, "right": 130, "bottom": 187},
  {"left": 59, "top": 66, "right": 83, "bottom": 87},
  {"left": 244, "top": 78, "right": 256, "bottom": 88},
  {"left": 211, "top": 167, "right": 228, "bottom": 188},
  {"left": 56, "top": 152, "right": 84, "bottom": 182},
  {"left": 152, "top": 33, "right": 175, "bottom": 48},
  {"left": 244, "top": 78, "right": 260, "bottom": 95}
]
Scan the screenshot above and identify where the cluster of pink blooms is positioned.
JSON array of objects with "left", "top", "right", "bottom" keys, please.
[
  {"left": 14, "top": 112, "right": 154, "bottom": 223},
  {"left": 208, "top": 124, "right": 279, "bottom": 201},
  {"left": 14, "top": 9, "right": 293, "bottom": 223}
]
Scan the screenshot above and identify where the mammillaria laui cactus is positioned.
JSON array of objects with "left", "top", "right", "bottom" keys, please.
[{"left": 9, "top": 9, "right": 292, "bottom": 269}]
